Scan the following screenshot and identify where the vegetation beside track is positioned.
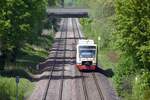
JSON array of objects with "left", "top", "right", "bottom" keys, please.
[
  {"left": 0, "top": 0, "right": 59, "bottom": 99},
  {"left": 0, "top": 76, "right": 33, "bottom": 100},
  {"left": 76, "top": 0, "right": 150, "bottom": 100},
  {"left": 77, "top": 0, "right": 117, "bottom": 71}
]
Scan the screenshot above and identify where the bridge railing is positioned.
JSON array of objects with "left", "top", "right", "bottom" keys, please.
[{"left": 47, "top": 7, "right": 89, "bottom": 18}]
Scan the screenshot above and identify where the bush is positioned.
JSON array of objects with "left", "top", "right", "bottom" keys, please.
[
  {"left": 113, "top": 55, "right": 135, "bottom": 96},
  {"left": 0, "top": 77, "right": 33, "bottom": 100},
  {"left": 114, "top": 0, "right": 150, "bottom": 98},
  {"left": 132, "top": 71, "right": 150, "bottom": 100},
  {"left": 115, "top": 0, "right": 150, "bottom": 70}
]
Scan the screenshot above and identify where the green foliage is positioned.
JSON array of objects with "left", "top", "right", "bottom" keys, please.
[
  {"left": 78, "top": 0, "right": 117, "bottom": 73},
  {"left": 115, "top": 0, "right": 150, "bottom": 70},
  {"left": 0, "top": 77, "right": 33, "bottom": 100},
  {"left": 131, "top": 71, "right": 150, "bottom": 100},
  {"left": 98, "top": 49, "right": 119, "bottom": 70},
  {"left": 114, "top": 0, "right": 150, "bottom": 98},
  {"left": 0, "top": 0, "right": 55, "bottom": 99},
  {"left": 0, "top": 0, "right": 56, "bottom": 69},
  {"left": 113, "top": 55, "right": 135, "bottom": 96},
  {"left": 48, "top": 0, "right": 62, "bottom": 7},
  {"left": 16, "top": 34, "right": 53, "bottom": 71},
  {"left": 0, "top": 0, "right": 48, "bottom": 62},
  {"left": 77, "top": 0, "right": 150, "bottom": 99},
  {"left": 79, "top": 0, "right": 115, "bottom": 49}
]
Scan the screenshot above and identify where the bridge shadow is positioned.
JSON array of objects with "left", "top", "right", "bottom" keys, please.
[
  {"left": 32, "top": 74, "right": 85, "bottom": 82},
  {"left": 50, "top": 49, "right": 76, "bottom": 52},
  {"left": 0, "top": 67, "right": 113, "bottom": 82},
  {"left": 0, "top": 68, "right": 85, "bottom": 82},
  {"left": 38, "top": 59, "right": 75, "bottom": 71},
  {"left": 0, "top": 69, "right": 33, "bottom": 81}
]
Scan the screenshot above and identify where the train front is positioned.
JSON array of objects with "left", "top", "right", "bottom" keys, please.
[{"left": 76, "top": 40, "right": 97, "bottom": 70}]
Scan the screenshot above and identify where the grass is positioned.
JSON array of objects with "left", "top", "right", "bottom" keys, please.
[
  {"left": 99, "top": 48, "right": 119, "bottom": 70},
  {"left": 0, "top": 76, "right": 34, "bottom": 100}
]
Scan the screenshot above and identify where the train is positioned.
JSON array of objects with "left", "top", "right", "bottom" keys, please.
[{"left": 76, "top": 39, "right": 97, "bottom": 70}]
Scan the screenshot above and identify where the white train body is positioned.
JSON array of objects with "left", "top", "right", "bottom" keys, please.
[{"left": 76, "top": 39, "right": 97, "bottom": 70}]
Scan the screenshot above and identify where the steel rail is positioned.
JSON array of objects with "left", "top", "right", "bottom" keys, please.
[
  {"left": 92, "top": 73, "right": 105, "bottom": 100},
  {"left": 73, "top": 18, "right": 105, "bottom": 100},
  {"left": 58, "top": 18, "right": 68, "bottom": 100},
  {"left": 42, "top": 19, "right": 66, "bottom": 100},
  {"left": 72, "top": 18, "right": 89, "bottom": 100}
]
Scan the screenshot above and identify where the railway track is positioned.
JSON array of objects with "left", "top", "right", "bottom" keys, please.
[
  {"left": 42, "top": 18, "right": 105, "bottom": 100},
  {"left": 72, "top": 18, "right": 105, "bottom": 100},
  {"left": 92, "top": 73, "right": 105, "bottom": 100},
  {"left": 72, "top": 18, "right": 89, "bottom": 100},
  {"left": 42, "top": 18, "right": 68, "bottom": 100},
  {"left": 58, "top": 19, "right": 68, "bottom": 100}
]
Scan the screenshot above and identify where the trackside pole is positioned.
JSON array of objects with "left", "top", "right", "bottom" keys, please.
[
  {"left": 52, "top": 25, "right": 54, "bottom": 34},
  {"left": 16, "top": 76, "right": 20, "bottom": 100},
  {"left": 96, "top": 47, "right": 98, "bottom": 67},
  {"left": 97, "top": 36, "right": 101, "bottom": 67}
]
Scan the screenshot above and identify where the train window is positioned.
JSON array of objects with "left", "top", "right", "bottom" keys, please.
[{"left": 79, "top": 50, "right": 96, "bottom": 58}]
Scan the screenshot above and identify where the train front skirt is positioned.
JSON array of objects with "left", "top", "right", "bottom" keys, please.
[{"left": 76, "top": 65, "right": 96, "bottom": 70}]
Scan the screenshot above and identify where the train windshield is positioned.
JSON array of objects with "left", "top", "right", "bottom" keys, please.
[{"left": 79, "top": 46, "right": 96, "bottom": 58}]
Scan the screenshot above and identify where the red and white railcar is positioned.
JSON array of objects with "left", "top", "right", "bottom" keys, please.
[{"left": 76, "top": 39, "right": 97, "bottom": 70}]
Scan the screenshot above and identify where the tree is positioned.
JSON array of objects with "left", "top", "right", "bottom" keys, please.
[
  {"left": 115, "top": 0, "right": 150, "bottom": 70},
  {"left": 114, "top": 0, "right": 150, "bottom": 97},
  {"left": 0, "top": 0, "right": 48, "bottom": 69}
]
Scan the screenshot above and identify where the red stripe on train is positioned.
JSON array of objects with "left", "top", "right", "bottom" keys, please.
[{"left": 76, "top": 65, "right": 96, "bottom": 70}]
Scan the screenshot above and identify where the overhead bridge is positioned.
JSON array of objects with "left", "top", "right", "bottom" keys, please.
[{"left": 47, "top": 8, "right": 89, "bottom": 18}]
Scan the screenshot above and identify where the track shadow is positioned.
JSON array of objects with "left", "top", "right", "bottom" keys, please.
[
  {"left": 32, "top": 75, "right": 84, "bottom": 82},
  {"left": 95, "top": 67, "right": 114, "bottom": 78},
  {"left": 0, "top": 69, "right": 33, "bottom": 80},
  {"left": 38, "top": 60, "right": 75, "bottom": 70},
  {"left": 80, "top": 67, "right": 114, "bottom": 78},
  {"left": 0, "top": 66, "right": 114, "bottom": 82},
  {"left": 0, "top": 68, "right": 84, "bottom": 82},
  {"left": 50, "top": 49, "right": 76, "bottom": 52},
  {"left": 46, "top": 57, "right": 76, "bottom": 60}
]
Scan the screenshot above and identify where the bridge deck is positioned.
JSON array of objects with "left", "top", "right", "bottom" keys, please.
[{"left": 47, "top": 8, "right": 89, "bottom": 18}]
